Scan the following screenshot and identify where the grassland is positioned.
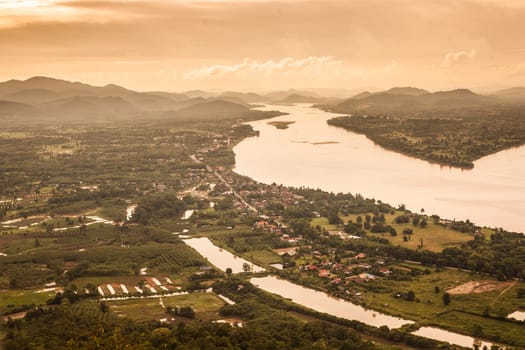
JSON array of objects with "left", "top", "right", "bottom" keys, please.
[
  {"left": 358, "top": 264, "right": 525, "bottom": 346},
  {"left": 340, "top": 211, "right": 474, "bottom": 252},
  {"left": 107, "top": 292, "right": 226, "bottom": 322}
]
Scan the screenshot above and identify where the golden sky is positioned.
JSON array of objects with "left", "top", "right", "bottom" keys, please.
[{"left": 1, "top": 0, "right": 524, "bottom": 92}]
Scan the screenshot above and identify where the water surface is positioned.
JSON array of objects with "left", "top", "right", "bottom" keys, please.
[
  {"left": 412, "top": 326, "right": 494, "bottom": 349},
  {"left": 251, "top": 275, "right": 412, "bottom": 329},
  {"left": 183, "top": 237, "right": 265, "bottom": 273},
  {"left": 234, "top": 104, "right": 525, "bottom": 232}
]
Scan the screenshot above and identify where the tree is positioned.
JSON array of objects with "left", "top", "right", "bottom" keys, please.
[
  {"left": 327, "top": 211, "right": 342, "bottom": 225},
  {"left": 402, "top": 228, "right": 413, "bottom": 235},
  {"left": 99, "top": 301, "right": 109, "bottom": 313},
  {"left": 443, "top": 292, "right": 451, "bottom": 306},
  {"left": 434, "top": 286, "right": 440, "bottom": 294},
  {"left": 225, "top": 267, "right": 233, "bottom": 276},
  {"left": 395, "top": 215, "right": 410, "bottom": 224},
  {"left": 242, "top": 262, "right": 251, "bottom": 273},
  {"left": 406, "top": 290, "right": 415, "bottom": 301},
  {"left": 482, "top": 306, "right": 491, "bottom": 317},
  {"left": 178, "top": 306, "right": 195, "bottom": 318},
  {"left": 389, "top": 227, "right": 397, "bottom": 236}
]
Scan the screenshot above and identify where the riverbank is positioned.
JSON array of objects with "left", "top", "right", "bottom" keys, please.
[
  {"left": 234, "top": 103, "right": 525, "bottom": 233},
  {"left": 326, "top": 115, "right": 525, "bottom": 169}
]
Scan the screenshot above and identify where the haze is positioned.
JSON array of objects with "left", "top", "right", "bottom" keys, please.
[{"left": 1, "top": 0, "right": 525, "bottom": 92}]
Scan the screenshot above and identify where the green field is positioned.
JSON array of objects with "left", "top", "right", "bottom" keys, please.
[
  {"left": 311, "top": 217, "right": 339, "bottom": 231},
  {"left": 107, "top": 292, "right": 226, "bottom": 322},
  {"left": 359, "top": 265, "right": 525, "bottom": 347},
  {"left": 341, "top": 211, "right": 474, "bottom": 252},
  {"left": 0, "top": 289, "right": 56, "bottom": 313}
]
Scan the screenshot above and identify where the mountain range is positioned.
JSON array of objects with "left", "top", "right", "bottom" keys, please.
[
  {"left": 327, "top": 86, "right": 525, "bottom": 117},
  {"left": 0, "top": 77, "right": 524, "bottom": 123}
]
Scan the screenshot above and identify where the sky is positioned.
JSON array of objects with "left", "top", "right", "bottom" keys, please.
[{"left": 1, "top": 0, "right": 525, "bottom": 93}]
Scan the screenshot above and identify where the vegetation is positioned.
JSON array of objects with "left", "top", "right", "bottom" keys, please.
[
  {"left": 328, "top": 115, "right": 525, "bottom": 168},
  {"left": 267, "top": 121, "right": 296, "bottom": 129},
  {"left": 1, "top": 82, "right": 525, "bottom": 348}
]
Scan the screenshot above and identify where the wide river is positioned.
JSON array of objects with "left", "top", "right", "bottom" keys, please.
[{"left": 234, "top": 104, "right": 525, "bottom": 233}]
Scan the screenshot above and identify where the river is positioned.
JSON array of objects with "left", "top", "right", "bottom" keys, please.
[
  {"left": 183, "top": 237, "right": 265, "bottom": 273},
  {"left": 184, "top": 238, "right": 493, "bottom": 348},
  {"left": 233, "top": 104, "right": 525, "bottom": 233},
  {"left": 251, "top": 275, "right": 411, "bottom": 329}
]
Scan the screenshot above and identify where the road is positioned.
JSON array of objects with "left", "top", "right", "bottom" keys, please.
[{"left": 189, "top": 153, "right": 257, "bottom": 213}]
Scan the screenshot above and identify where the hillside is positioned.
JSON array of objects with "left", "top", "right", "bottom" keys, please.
[
  {"left": 331, "top": 88, "right": 498, "bottom": 117},
  {"left": 0, "top": 100, "right": 35, "bottom": 116},
  {"left": 491, "top": 87, "right": 525, "bottom": 103},
  {"left": 162, "top": 99, "right": 282, "bottom": 123},
  {"left": 0, "top": 77, "right": 278, "bottom": 124}
]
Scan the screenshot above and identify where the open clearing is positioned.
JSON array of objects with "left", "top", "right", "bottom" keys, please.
[{"left": 447, "top": 280, "right": 514, "bottom": 295}]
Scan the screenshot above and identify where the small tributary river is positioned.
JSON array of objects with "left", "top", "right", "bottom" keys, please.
[
  {"left": 183, "top": 238, "right": 495, "bottom": 349},
  {"left": 234, "top": 104, "right": 525, "bottom": 233},
  {"left": 251, "top": 275, "right": 411, "bottom": 329},
  {"left": 183, "top": 237, "right": 265, "bottom": 273}
]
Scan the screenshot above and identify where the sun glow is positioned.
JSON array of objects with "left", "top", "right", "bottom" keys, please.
[{"left": 0, "top": 0, "right": 53, "bottom": 9}]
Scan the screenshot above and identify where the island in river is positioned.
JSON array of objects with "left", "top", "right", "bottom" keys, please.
[{"left": 267, "top": 120, "right": 296, "bottom": 129}]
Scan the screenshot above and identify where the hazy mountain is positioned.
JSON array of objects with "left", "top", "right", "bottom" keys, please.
[
  {"left": 0, "top": 76, "right": 93, "bottom": 96},
  {"left": 1, "top": 89, "right": 60, "bottom": 104},
  {"left": 275, "top": 93, "right": 323, "bottom": 104},
  {"left": 145, "top": 91, "right": 190, "bottom": 102},
  {"left": 0, "top": 77, "right": 257, "bottom": 123},
  {"left": 0, "top": 100, "right": 35, "bottom": 116},
  {"left": 265, "top": 89, "right": 321, "bottom": 101},
  {"left": 41, "top": 96, "right": 136, "bottom": 120},
  {"left": 349, "top": 87, "right": 428, "bottom": 100},
  {"left": 491, "top": 87, "right": 525, "bottom": 104},
  {"left": 384, "top": 87, "right": 429, "bottom": 96},
  {"left": 350, "top": 91, "right": 373, "bottom": 100},
  {"left": 166, "top": 100, "right": 249, "bottom": 121},
  {"left": 218, "top": 91, "right": 270, "bottom": 103},
  {"left": 182, "top": 90, "right": 216, "bottom": 99},
  {"left": 332, "top": 88, "right": 495, "bottom": 117},
  {"left": 0, "top": 76, "right": 180, "bottom": 111}
]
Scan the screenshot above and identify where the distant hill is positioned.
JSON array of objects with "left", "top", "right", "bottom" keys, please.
[
  {"left": 351, "top": 91, "right": 373, "bottom": 100},
  {"left": 384, "top": 87, "right": 429, "bottom": 96},
  {"left": 0, "top": 76, "right": 283, "bottom": 124},
  {"left": 0, "top": 77, "right": 182, "bottom": 112},
  {"left": 41, "top": 96, "right": 136, "bottom": 120},
  {"left": 265, "top": 89, "right": 320, "bottom": 101},
  {"left": 0, "top": 76, "right": 93, "bottom": 96},
  {"left": 165, "top": 100, "right": 249, "bottom": 121},
  {"left": 1, "top": 89, "right": 60, "bottom": 104},
  {"left": 161, "top": 99, "right": 283, "bottom": 123},
  {"left": 182, "top": 90, "right": 216, "bottom": 99},
  {"left": 276, "top": 93, "right": 324, "bottom": 104},
  {"left": 218, "top": 91, "right": 270, "bottom": 103},
  {"left": 491, "top": 87, "right": 525, "bottom": 103},
  {"left": 0, "top": 100, "right": 35, "bottom": 116},
  {"left": 331, "top": 88, "right": 496, "bottom": 117}
]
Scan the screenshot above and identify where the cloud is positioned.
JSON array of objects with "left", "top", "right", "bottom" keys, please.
[
  {"left": 185, "top": 56, "right": 343, "bottom": 79},
  {"left": 441, "top": 49, "right": 476, "bottom": 68}
]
